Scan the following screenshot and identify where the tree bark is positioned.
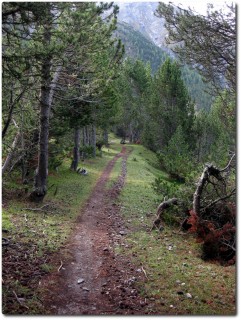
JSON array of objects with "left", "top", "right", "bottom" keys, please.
[
  {"left": 193, "top": 166, "right": 209, "bottom": 216},
  {"left": 83, "top": 126, "right": 90, "bottom": 145},
  {"left": 91, "top": 124, "right": 96, "bottom": 157},
  {"left": 152, "top": 198, "right": 179, "bottom": 231},
  {"left": 71, "top": 127, "right": 81, "bottom": 171},
  {"left": 193, "top": 156, "right": 235, "bottom": 216},
  {"left": 20, "top": 103, "right": 27, "bottom": 183},
  {"left": 87, "top": 126, "right": 91, "bottom": 145},
  {"left": 129, "top": 123, "right": 133, "bottom": 143},
  {"left": 29, "top": 12, "right": 53, "bottom": 202},
  {"left": 2, "top": 131, "right": 21, "bottom": 175},
  {"left": 103, "top": 128, "right": 108, "bottom": 145},
  {"left": 82, "top": 126, "right": 86, "bottom": 146}
]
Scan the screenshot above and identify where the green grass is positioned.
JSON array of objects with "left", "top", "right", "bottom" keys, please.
[
  {"left": 2, "top": 209, "right": 13, "bottom": 231},
  {"left": 117, "top": 143, "right": 236, "bottom": 315},
  {"left": 5, "top": 139, "right": 123, "bottom": 249},
  {"left": 105, "top": 156, "right": 122, "bottom": 190},
  {"left": 3, "top": 154, "right": 111, "bottom": 254},
  {"left": 2, "top": 140, "right": 123, "bottom": 314},
  {"left": 2, "top": 138, "right": 236, "bottom": 315}
]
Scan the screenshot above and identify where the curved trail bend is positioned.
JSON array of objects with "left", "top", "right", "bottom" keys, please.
[{"left": 41, "top": 146, "right": 149, "bottom": 315}]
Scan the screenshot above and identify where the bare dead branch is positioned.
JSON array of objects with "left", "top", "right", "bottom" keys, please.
[
  {"left": 193, "top": 154, "right": 236, "bottom": 216},
  {"left": 12, "top": 290, "right": 29, "bottom": 309},
  {"left": 22, "top": 204, "right": 53, "bottom": 213},
  {"left": 58, "top": 261, "right": 63, "bottom": 272},
  {"left": 220, "top": 153, "right": 235, "bottom": 172},
  {"left": 2, "top": 87, "right": 28, "bottom": 139},
  {"left": 201, "top": 188, "right": 236, "bottom": 212},
  {"left": 151, "top": 198, "right": 179, "bottom": 231},
  {"left": 220, "top": 239, "right": 236, "bottom": 252},
  {"left": 141, "top": 266, "right": 148, "bottom": 280}
]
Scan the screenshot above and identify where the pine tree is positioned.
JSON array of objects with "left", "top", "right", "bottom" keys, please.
[
  {"left": 2, "top": 2, "right": 123, "bottom": 201},
  {"left": 150, "top": 58, "right": 194, "bottom": 150},
  {"left": 161, "top": 125, "right": 193, "bottom": 180},
  {"left": 156, "top": 2, "right": 236, "bottom": 93}
]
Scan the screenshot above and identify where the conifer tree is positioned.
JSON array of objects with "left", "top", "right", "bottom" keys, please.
[
  {"left": 156, "top": 2, "right": 236, "bottom": 93},
  {"left": 2, "top": 2, "right": 123, "bottom": 201},
  {"left": 150, "top": 58, "right": 194, "bottom": 150}
]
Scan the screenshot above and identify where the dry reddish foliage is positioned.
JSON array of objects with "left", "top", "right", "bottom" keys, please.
[{"left": 187, "top": 204, "right": 235, "bottom": 265}]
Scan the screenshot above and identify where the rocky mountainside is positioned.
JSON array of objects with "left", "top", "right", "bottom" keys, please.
[
  {"left": 116, "top": 2, "right": 168, "bottom": 50},
  {"left": 115, "top": 21, "right": 169, "bottom": 72}
]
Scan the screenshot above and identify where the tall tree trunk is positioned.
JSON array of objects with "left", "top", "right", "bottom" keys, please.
[
  {"left": 29, "top": 13, "right": 53, "bottom": 202},
  {"left": 129, "top": 123, "right": 133, "bottom": 143},
  {"left": 103, "top": 128, "right": 108, "bottom": 145},
  {"left": 30, "top": 60, "right": 52, "bottom": 202},
  {"left": 20, "top": 104, "right": 26, "bottom": 183},
  {"left": 87, "top": 126, "right": 91, "bottom": 145},
  {"left": 71, "top": 127, "right": 81, "bottom": 170},
  {"left": 83, "top": 126, "right": 90, "bottom": 145},
  {"left": 91, "top": 124, "right": 96, "bottom": 157},
  {"left": 82, "top": 126, "right": 86, "bottom": 146}
]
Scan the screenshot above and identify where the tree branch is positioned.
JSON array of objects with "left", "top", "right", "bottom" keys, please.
[
  {"left": 2, "top": 87, "right": 28, "bottom": 139},
  {"left": 201, "top": 188, "right": 236, "bottom": 212}
]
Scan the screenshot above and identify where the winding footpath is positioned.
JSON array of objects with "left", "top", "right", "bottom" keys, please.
[{"left": 41, "top": 147, "right": 150, "bottom": 315}]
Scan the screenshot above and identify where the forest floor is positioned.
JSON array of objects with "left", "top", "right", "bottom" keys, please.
[{"left": 2, "top": 138, "right": 236, "bottom": 315}]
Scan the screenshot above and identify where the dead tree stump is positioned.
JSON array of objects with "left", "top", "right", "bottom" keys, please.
[{"left": 151, "top": 198, "right": 179, "bottom": 231}]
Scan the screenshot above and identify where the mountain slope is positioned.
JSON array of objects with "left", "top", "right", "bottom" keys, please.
[
  {"left": 116, "top": 21, "right": 169, "bottom": 72},
  {"left": 115, "top": 21, "right": 213, "bottom": 110},
  {"left": 116, "top": 2, "right": 167, "bottom": 49}
]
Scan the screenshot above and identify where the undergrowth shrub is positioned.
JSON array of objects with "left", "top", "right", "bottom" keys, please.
[
  {"left": 162, "top": 206, "right": 183, "bottom": 227},
  {"left": 151, "top": 177, "right": 180, "bottom": 201},
  {"left": 151, "top": 174, "right": 196, "bottom": 227},
  {"left": 49, "top": 140, "right": 67, "bottom": 170},
  {"left": 96, "top": 139, "right": 105, "bottom": 151},
  {"left": 80, "top": 145, "right": 95, "bottom": 158},
  {"left": 151, "top": 177, "right": 191, "bottom": 227}
]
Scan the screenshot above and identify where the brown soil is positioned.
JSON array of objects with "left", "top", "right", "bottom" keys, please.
[{"left": 40, "top": 146, "right": 151, "bottom": 315}]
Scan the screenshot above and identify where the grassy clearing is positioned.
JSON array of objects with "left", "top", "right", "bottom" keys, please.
[
  {"left": 117, "top": 143, "right": 236, "bottom": 315},
  {"left": 1, "top": 138, "right": 121, "bottom": 314}
]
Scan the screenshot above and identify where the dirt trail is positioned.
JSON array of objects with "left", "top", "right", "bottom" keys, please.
[{"left": 41, "top": 146, "right": 150, "bottom": 315}]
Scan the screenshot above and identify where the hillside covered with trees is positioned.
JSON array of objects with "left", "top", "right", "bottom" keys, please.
[
  {"left": 115, "top": 21, "right": 214, "bottom": 111},
  {"left": 2, "top": 1, "right": 236, "bottom": 316}
]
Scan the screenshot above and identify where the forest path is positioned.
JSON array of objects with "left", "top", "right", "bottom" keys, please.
[{"left": 41, "top": 146, "right": 148, "bottom": 315}]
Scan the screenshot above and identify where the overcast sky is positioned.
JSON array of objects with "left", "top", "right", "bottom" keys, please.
[
  {"left": 159, "top": 0, "right": 231, "bottom": 14},
  {"left": 115, "top": 0, "right": 233, "bottom": 15}
]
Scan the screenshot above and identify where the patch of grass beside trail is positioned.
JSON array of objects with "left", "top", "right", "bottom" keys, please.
[
  {"left": 2, "top": 139, "right": 122, "bottom": 314},
  {"left": 117, "top": 143, "right": 236, "bottom": 315},
  {"left": 103, "top": 136, "right": 123, "bottom": 190},
  {"left": 105, "top": 156, "right": 122, "bottom": 190}
]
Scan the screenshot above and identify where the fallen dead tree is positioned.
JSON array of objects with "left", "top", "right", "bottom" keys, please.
[
  {"left": 193, "top": 153, "right": 235, "bottom": 216},
  {"left": 152, "top": 154, "right": 236, "bottom": 265},
  {"left": 189, "top": 155, "right": 236, "bottom": 264}
]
